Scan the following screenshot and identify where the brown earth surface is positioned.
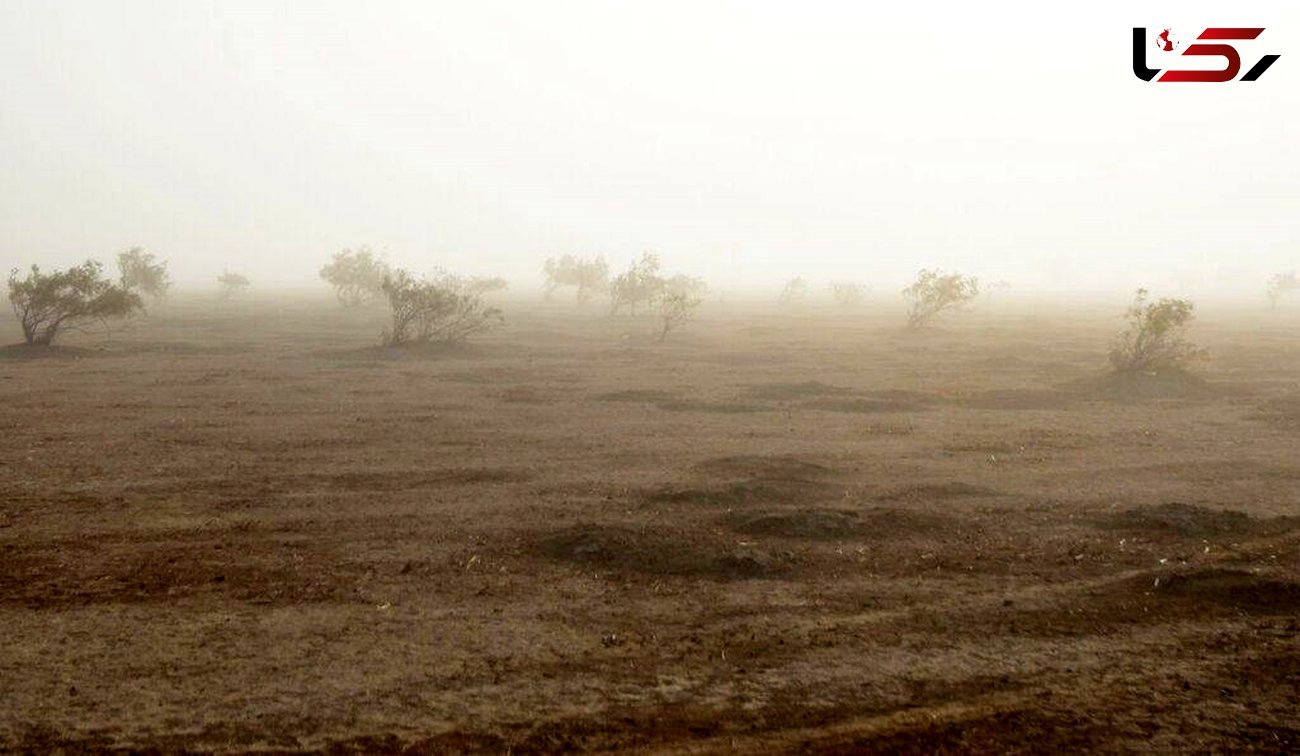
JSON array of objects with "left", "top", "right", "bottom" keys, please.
[{"left": 1, "top": 294, "right": 1298, "bottom": 753}]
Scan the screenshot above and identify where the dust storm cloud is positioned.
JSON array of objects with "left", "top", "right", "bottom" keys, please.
[{"left": 2, "top": 0, "right": 1297, "bottom": 295}]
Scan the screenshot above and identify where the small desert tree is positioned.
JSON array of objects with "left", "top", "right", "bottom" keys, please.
[
  {"left": 7, "top": 261, "right": 144, "bottom": 345},
  {"left": 319, "top": 246, "right": 390, "bottom": 306},
  {"left": 217, "top": 271, "right": 251, "bottom": 297},
  {"left": 656, "top": 291, "right": 701, "bottom": 342},
  {"left": 662, "top": 273, "right": 708, "bottom": 299},
  {"left": 609, "top": 253, "right": 664, "bottom": 315},
  {"left": 463, "top": 276, "right": 508, "bottom": 297},
  {"left": 380, "top": 269, "right": 503, "bottom": 347},
  {"left": 828, "top": 282, "right": 866, "bottom": 307},
  {"left": 542, "top": 255, "right": 609, "bottom": 303},
  {"left": 1266, "top": 271, "right": 1299, "bottom": 309},
  {"left": 902, "top": 269, "right": 980, "bottom": 327},
  {"left": 1108, "top": 289, "right": 1203, "bottom": 374},
  {"left": 116, "top": 247, "right": 170, "bottom": 299},
  {"left": 778, "top": 277, "right": 808, "bottom": 305}
]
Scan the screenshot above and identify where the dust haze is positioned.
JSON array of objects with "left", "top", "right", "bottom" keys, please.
[
  {"left": 2, "top": 1, "right": 1299, "bottom": 753},
  {"left": 3, "top": 1, "right": 1299, "bottom": 294}
]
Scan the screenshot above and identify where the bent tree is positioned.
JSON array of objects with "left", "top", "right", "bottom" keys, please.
[
  {"left": 7, "top": 261, "right": 144, "bottom": 345},
  {"left": 116, "top": 247, "right": 171, "bottom": 299},
  {"left": 608, "top": 253, "right": 664, "bottom": 315},
  {"left": 902, "top": 269, "right": 980, "bottom": 327},
  {"left": 542, "top": 255, "right": 609, "bottom": 304}
]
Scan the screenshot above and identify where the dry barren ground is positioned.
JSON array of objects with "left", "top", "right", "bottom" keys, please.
[{"left": 1, "top": 294, "right": 1298, "bottom": 753}]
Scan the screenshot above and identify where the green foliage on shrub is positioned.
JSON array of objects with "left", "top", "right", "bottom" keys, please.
[
  {"left": 320, "top": 246, "right": 390, "bottom": 306},
  {"left": 380, "top": 269, "right": 503, "bottom": 346},
  {"left": 902, "top": 269, "right": 979, "bottom": 327},
  {"left": 116, "top": 247, "right": 170, "bottom": 299},
  {"left": 7, "top": 261, "right": 144, "bottom": 345},
  {"left": 1109, "top": 288, "right": 1204, "bottom": 373}
]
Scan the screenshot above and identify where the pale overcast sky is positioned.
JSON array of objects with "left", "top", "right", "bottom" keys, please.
[{"left": 1, "top": 1, "right": 1296, "bottom": 293}]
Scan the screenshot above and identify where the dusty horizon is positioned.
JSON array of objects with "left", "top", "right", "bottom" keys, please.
[{"left": 3, "top": 1, "right": 1298, "bottom": 296}]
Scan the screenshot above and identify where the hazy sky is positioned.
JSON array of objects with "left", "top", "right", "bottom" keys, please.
[{"left": 1, "top": 1, "right": 1297, "bottom": 293}]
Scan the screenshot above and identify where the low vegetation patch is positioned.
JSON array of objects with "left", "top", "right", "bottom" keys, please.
[
  {"left": 380, "top": 268, "right": 503, "bottom": 347},
  {"left": 1108, "top": 288, "right": 1203, "bottom": 374}
]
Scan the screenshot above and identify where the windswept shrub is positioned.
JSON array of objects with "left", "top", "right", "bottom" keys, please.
[
  {"left": 778, "top": 277, "right": 808, "bottom": 305},
  {"left": 609, "top": 253, "right": 664, "bottom": 315},
  {"left": 320, "top": 246, "right": 390, "bottom": 306},
  {"left": 1108, "top": 288, "right": 1203, "bottom": 374},
  {"left": 663, "top": 273, "right": 708, "bottom": 299},
  {"left": 116, "top": 247, "right": 170, "bottom": 298},
  {"left": 1266, "top": 271, "right": 1299, "bottom": 308},
  {"left": 542, "top": 255, "right": 609, "bottom": 303},
  {"left": 902, "top": 269, "right": 979, "bottom": 327},
  {"left": 7, "top": 261, "right": 144, "bottom": 345},
  {"left": 656, "top": 292, "right": 702, "bottom": 342},
  {"left": 462, "top": 276, "right": 508, "bottom": 297},
  {"left": 380, "top": 269, "right": 503, "bottom": 347},
  {"left": 828, "top": 282, "right": 866, "bottom": 307},
  {"left": 217, "top": 271, "right": 250, "bottom": 297}
]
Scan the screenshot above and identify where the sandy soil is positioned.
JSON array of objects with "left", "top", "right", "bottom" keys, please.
[{"left": 1, "top": 294, "right": 1297, "bottom": 753}]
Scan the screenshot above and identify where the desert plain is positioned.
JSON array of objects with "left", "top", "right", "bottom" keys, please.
[{"left": 1, "top": 293, "right": 1298, "bottom": 753}]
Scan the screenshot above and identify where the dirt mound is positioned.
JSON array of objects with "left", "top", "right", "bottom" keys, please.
[
  {"left": 316, "top": 467, "right": 525, "bottom": 491},
  {"left": 1082, "top": 567, "right": 1300, "bottom": 623},
  {"left": 1094, "top": 502, "right": 1265, "bottom": 537},
  {"left": 727, "top": 509, "right": 864, "bottom": 539},
  {"left": 878, "top": 482, "right": 999, "bottom": 502},
  {"left": 325, "top": 732, "right": 509, "bottom": 754},
  {"left": 647, "top": 477, "right": 836, "bottom": 508},
  {"left": 693, "top": 454, "right": 836, "bottom": 481},
  {"left": 2, "top": 540, "right": 358, "bottom": 609},
  {"left": 652, "top": 455, "right": 841, "bottom": 508},
  {"left": 823, "top": 709, "right": 1104, "bottom": 754},
  {"left": 859, "top": 507, "right": 961, "bottom": 537},
  {"left": 1063, "top": 370, "right": 1229, "bottom": 401},
  {"left": 596, "top": 390, "right": 764, "bottom": 414},
  {"left": 1148, "top": 568, "right": 1300, "bottom": 613},
  {"left": 656, "top": 399, "right": 766, "bottom": 414},
  {"left": 804, "top": 397, "right": 923, "bottom": 414},
  {"left": 536, "top": 524, "right": 785, "bottom": 580},
  {"left": 978, "top": 568, "right": 1300, "bottom": 639},
  {"left": 596, "top": 389, "right": 677, "bottom": 403},
  {"left": 956, "top": 389, "right": 1078, "bottom": 411},
  {"left": 744, "top": 381, "right": 854, "bottom": 400}
]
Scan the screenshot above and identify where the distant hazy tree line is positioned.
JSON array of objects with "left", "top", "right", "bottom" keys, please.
[
  {"left": 774, "top": 278, "right": 870, "bottom": 308},
  {"left": 542, "top": 255, "right": 609, "bottom": 304},
  {"left": 827, "top": 281, "right": 867, "bottom": 307},
  {"left": 3, "top": 242, "right": 1289, "bottom": 369}
]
